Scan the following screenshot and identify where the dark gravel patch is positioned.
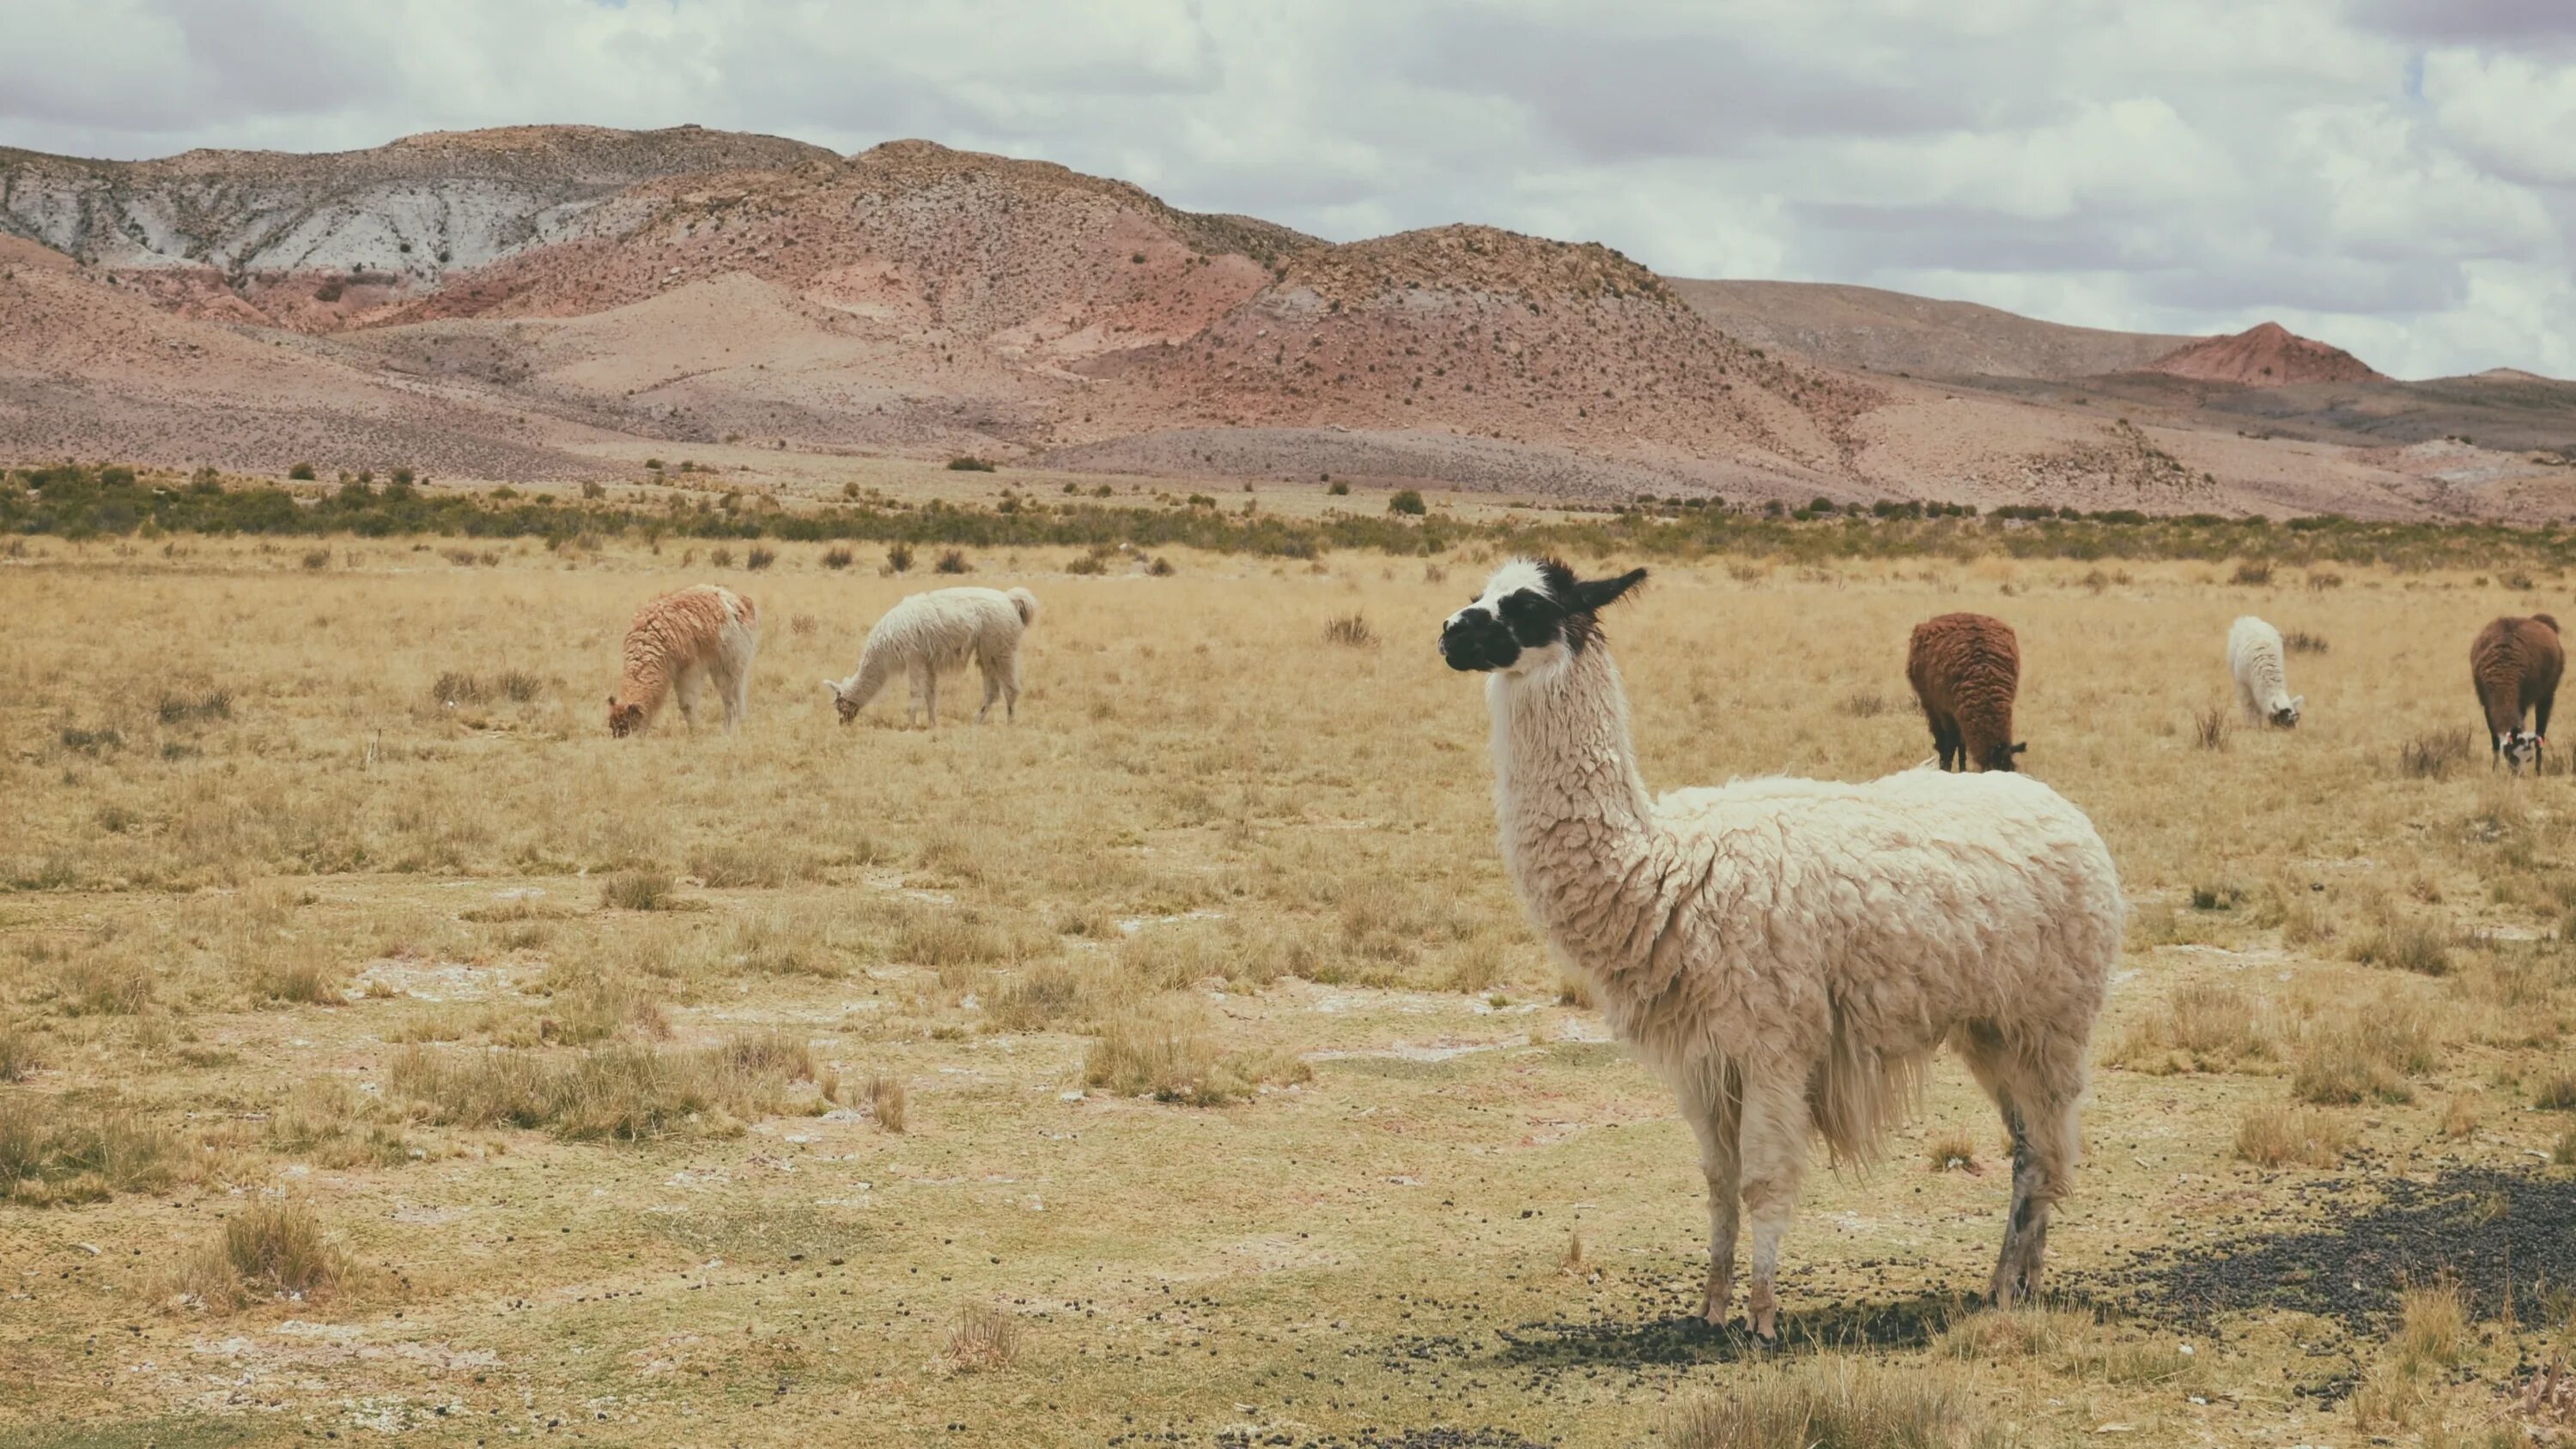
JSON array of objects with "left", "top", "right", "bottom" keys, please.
[
  {"left": 2126, "top": 1167, "right": 2576, "bottom": 1337},
  {"left": 1251, "top": 1433, "right": 1554, "bottom": 1449}
]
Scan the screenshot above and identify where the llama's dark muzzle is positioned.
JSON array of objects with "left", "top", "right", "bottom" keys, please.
[{"left": 1440, "top": 610, "right": 1518, "bottom": 672}]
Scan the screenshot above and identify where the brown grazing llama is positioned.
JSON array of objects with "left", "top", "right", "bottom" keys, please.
[
  {"left": 2471, "top": 614, "right": 2563, "bottom": 774},
  {"left": 608, "top": 585, "right": 759, "bottom": 737},
  {"left": 1908, "top": 612, "right": 2024, "bottom": 772}
]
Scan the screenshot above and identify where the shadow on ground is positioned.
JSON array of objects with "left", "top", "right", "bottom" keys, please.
[{"left": 2127, "top": 1167, "right": 2576, "bottom": 1335}]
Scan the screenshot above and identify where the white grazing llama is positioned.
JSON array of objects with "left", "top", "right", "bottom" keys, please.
[
  {"left": 2227, "top": 616, "right": 2304, "bottom": 728},
  {"left": 608, "top": 584, "right": 758, "bottom": 737},
  {"left": 823, "top": 586, "right": 1038, "bottom": 727},
  {"left": 1440, "top": 559, "right": 2123, "bottom": 1340}
]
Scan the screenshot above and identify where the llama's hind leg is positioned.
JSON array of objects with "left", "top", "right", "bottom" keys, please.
[
  {"left": 1929, "top": 716, "right": 1961, "bottom": 771},
  {"left": 975, "top": 660, "right": 1002, "bottom": 724},
  {"left": 1680, "top": 1063, "right": 1744, "bottom": 1326},
  {"left": 1735, "top": 1071, "right": 1811, "bottom": 1343},
  {"left": 1957, "top": 1022, "right": 2085, "bottom": 1306}
]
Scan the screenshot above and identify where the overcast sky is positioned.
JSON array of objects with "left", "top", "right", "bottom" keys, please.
[{"left": 6, "top": 0, "right": 2574, "bottom": 379}]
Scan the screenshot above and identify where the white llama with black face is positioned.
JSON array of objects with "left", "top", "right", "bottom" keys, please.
[{"left": 1441, "top": 558, "right": 2123, "bottom": 1341}]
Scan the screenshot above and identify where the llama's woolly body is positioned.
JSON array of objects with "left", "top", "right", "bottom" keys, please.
[
  {"left": 2471, "top": 614, "right": 2563, "bottom": 772},
  {"left": 825, "top": 586, "right": 1037, "bottom": 726},
  {"left": 1449, "top": 559, "right": 2121, "bottom": 1336},
  {"left": 1490, "top": 647, "right": 2122, "bottom": 1159},
  {"left": 610, "top": 585, "right": 758, "bottom": 737},
  {"left": 2226, "top": 616, "right": 2303, "bottom": 727},
  {"left": 1906, "top": 613, "right": 2022, "bottom": 772}
]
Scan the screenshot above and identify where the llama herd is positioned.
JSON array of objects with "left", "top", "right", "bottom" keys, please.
[
  {"left": 603, "top": 583, "right": 1041, "bottom": 736},
  {"left": 597, "top": 558, "right": 2559, "bottom": 1343},
  {"left": 1441, "top": 559, "right": 2567, "bottom": 1341}
]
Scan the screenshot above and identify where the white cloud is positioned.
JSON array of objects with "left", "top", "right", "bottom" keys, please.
[{"left": 0, "top": 0, "right": 2571, "bottom": 377}]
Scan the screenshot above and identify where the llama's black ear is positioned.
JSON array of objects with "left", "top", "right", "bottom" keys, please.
[
  {"left": 2011, "top": 742, "right": 2029, "bottom": 755},
  {"left": 1571, "top": 567, "right": 1647, "bottom": 613}
]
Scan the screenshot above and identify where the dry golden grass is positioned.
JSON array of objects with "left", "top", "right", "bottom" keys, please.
[
  {"left": 864, "top": 1072, "right": 908, "bottom": 1133},
  {"left": 1668, "top": 1353, "right": 1999, "bottom": 1449},
  {"left": 6, "top": 530, "right": 2576, "bottom": 1444},
  {"left": 2234, "top": 1101, "right": 2356, "bottom": 1168},
  {"left": 166, "top": 1198, "right": 362, "bottom": 1312},
  {"left": 942, "top": 1303, "right": 1023, "bottom": 1373}
]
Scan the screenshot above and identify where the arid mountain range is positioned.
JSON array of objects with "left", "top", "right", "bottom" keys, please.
[{"left": 4, "top": 124, "right": 2572, "bottom": 518}]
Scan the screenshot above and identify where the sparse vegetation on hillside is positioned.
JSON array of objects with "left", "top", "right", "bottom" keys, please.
[{"left": 15, "top": 464, "right": 2576, "bottom": 570}]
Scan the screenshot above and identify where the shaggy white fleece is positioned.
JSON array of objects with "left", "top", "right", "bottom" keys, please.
[
  {"left": 1448, "top": 558, "right": 2123, "bottom": 1338},
  {"left": 2227, "top": 615, "right": 2303, "bottom": 727},
  {"left": 823, "top": 586, "right": 1036, "bottom": 727}
]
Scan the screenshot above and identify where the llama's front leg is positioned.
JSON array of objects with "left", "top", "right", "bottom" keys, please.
[
  {"left": 923, "top": 669, "right": 939, "bottom": 727},
  {"left": 673, "top": 666, "right": 703, "bottom": 731},
  {"left": 906, "top": 666, "right": 927, "bottom": 728},
  {"left": 1002, "top": 656, "right": 1020, "bottom": 723},
  {"left": 1681, "top": 1068, "right": 1743, "bottom": 1326},
  {"left": 975, "top": 666, "right": 1000, "bottom": 724},
  {"left": 1735, "top": 1074, "right": 1811, "bottom": 1344}
]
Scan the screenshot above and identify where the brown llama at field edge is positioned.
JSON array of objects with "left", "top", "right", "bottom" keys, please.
[
  {"left": 2471, "top": 613, "right": 2562, "bottom": 775},
  {"left": 1908, "top": 612, "right": 2024, "bottom": 772},
  {"left": 608, "top": 585, "right": 760, "bottom": 737}
]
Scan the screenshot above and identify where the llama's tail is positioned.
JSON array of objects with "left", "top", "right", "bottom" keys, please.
[{"left": 1007, "top": 587, "right": 1039, "bottom": 627}]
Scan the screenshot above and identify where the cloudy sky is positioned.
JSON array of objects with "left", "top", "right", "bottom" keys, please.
[{"left": 6, "top": 0, "right": 2573, "bottom": 378}]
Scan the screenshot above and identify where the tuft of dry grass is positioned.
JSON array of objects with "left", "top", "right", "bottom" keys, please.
[
  {"left": 2400, "top": 727, "right": 2475, "bottom": 779},
  {"left": 1558, "top": 1229, "right": 1595, "bottom": 1280},
  {"left": 2234, "top": 1102, "right": 2354, "bottom": 1168},
  {"left": 2293, "top": 994, "right": 2441, "bottom": 1104},
  {"left": 865, "top": 1073, "right": 908, "bottom": 1133},
  {"left": 2113, "top": 980, "right": 2278, "bottom": 1073},
  {"left": 985, "top": 961, "right": 1097, "bottom": 1034},
  {"left": 1667, "top": 1353, "right": 2001, "bottom": 1449},
  {"left": 2193, "top": 706, "right": 2229, "bottom": 751},
  {"left": 690, "top": 841, "right": 819, "bottom": 889},
  {"left": 389, "top": 1031, "right": 814, "bottom": 1141},
  {"left": 1926, "top": 1130, "right": 1981, "bottom": 1173},
  {"left": 942, "top": 1304, "right": 1021, "bottom": 1373},
  {"left": 2532, "top": 1070, "right": 2576, "bottom": 1110},
  {"left": 1838, "top": 690, "right": 1892, "bottom": 718},
  {"left": 55, "top": 953, "right": 153, "bottom": 1016},
  {"left": 1081, "top": 1002, "right": 1311, "bottom": 1106},
  {"left": 265, "top": 1079, "right": 414, "bottom": 1168},
  {"left": 600, "top": 869, "right": 677, "bottom": 912},
  {"left": 1936, "top": 1306, "right": 2195, "bottom": 1386},
  {"left": 168, "top": 1199, "right": 358, "bottom": 1312},
  {"left": 1321, "top": 612, "right": 1376, "bottom": 646},
  {"left": 0, "top": 1024, "right": 38, "bottom": 1082},
  {"left": 250, "top": 949, "right": 346, "bottom": 1006},
  {"left": 2348, "top": 914, "right": 2455, "bottom": 975},
  {"left": 0, "top": 1095, "right": 180, "bottom": 1205},
  {"left": 2397, "top": 1276, "right": 2469, "bottom": 1373}
]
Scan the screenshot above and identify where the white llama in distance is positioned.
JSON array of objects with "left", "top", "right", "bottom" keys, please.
[
  {"left": 823, "top": 585, "right": 1037, "bottom": 727},
  {"left": 2227, "top": 615, "right": 2304, "bottom": 728}
]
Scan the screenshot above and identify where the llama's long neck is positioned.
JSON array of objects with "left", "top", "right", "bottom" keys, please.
[
  {"left": 1488, "top": 644, "right": 1674, "bottom": 998},
  {"left": 617, "top": 646, "right": 676, "bottom": 713}
]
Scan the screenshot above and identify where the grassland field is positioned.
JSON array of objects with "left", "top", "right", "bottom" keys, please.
[{"left": 4, "top": 499, "right": 2576, "bottom": 1447}]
